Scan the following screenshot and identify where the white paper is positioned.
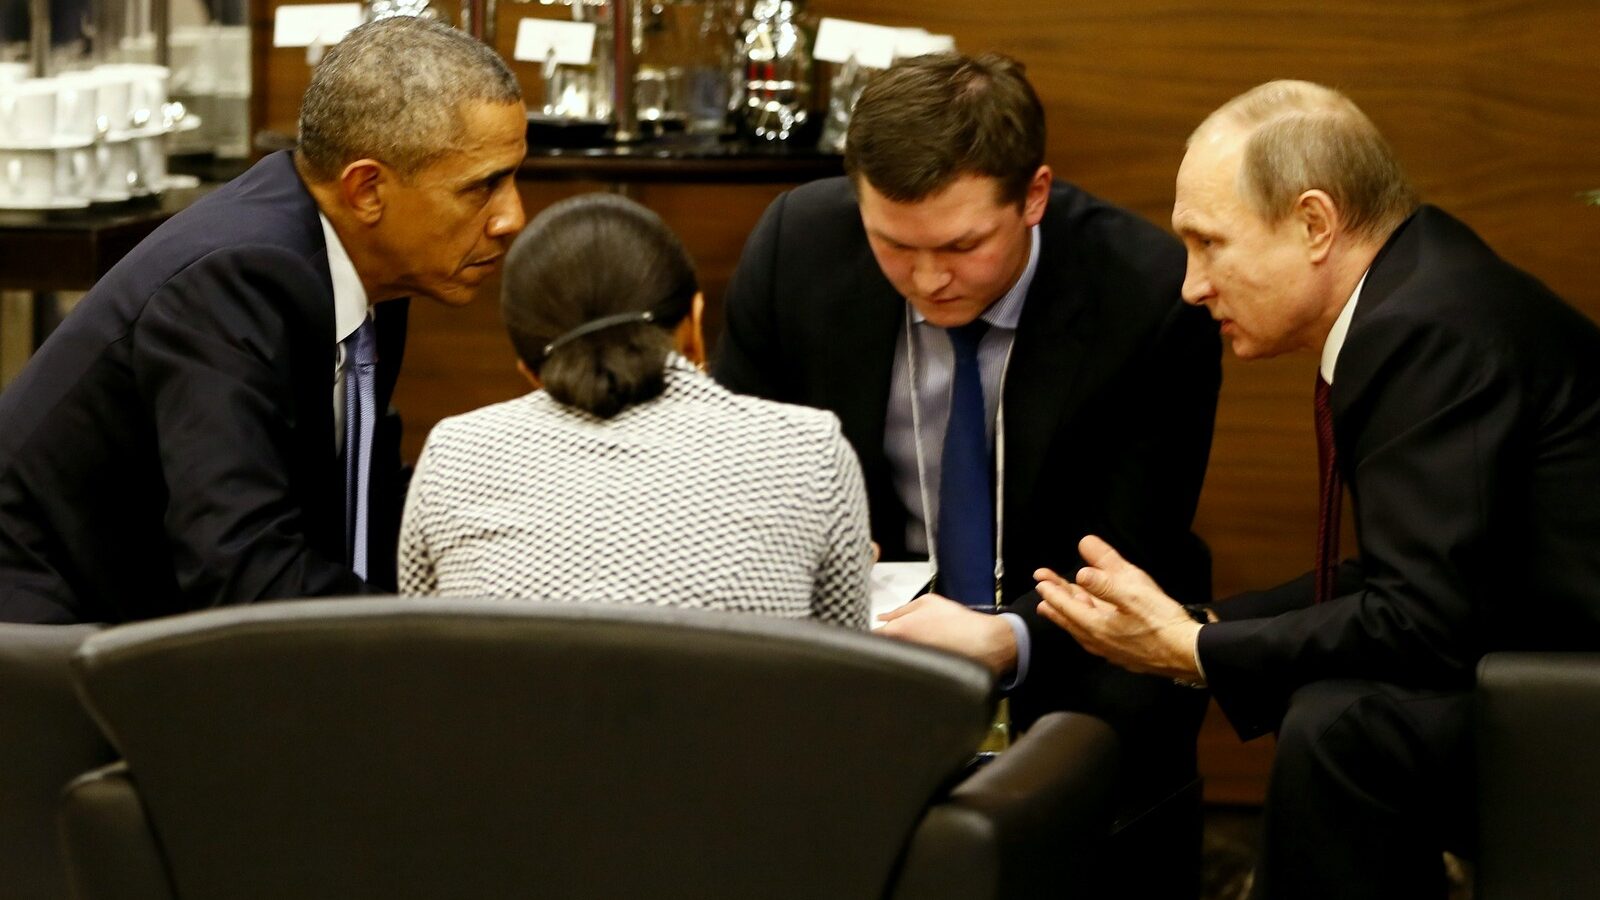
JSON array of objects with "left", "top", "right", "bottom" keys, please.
[
  {"left": 814, "top": 19, "right": 955, "bottom": 69},
  {"left": 512, "top": 19, "right": 597, "bottom": 66},
  {"left": 814, "top": 19, "right": 903, "bottom": 69},
  {"left": 868, "top": 560, "right": 934, "bottom": 627},
  {"left": 272, "top": 4, "right": 362, "bottom": 48}
]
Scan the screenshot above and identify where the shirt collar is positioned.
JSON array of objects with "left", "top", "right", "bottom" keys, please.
[
  {"left": 1319, "top": 269, "right": 1368, "bottom": 385},
  {"left": 910, "top": 223, "right": 1040, "bottom": 330},
  {"left": 320, "top": 212, "right": 370, "bottom": 342}
]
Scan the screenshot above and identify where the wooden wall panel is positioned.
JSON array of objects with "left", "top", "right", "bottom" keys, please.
[
  {"left": 257, "top": 0, "right": 1600, "bottom": 804},
  {"left": 393, "top": 180, "right": 792, "bottom": 461}
]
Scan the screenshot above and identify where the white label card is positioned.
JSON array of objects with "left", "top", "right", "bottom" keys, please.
[
  {"left": 814, "top": 18, "right": 956, "bottom": 69},
  {"left": 272, "top": 3, "right": 362, "bottom": 48},
  {"left": 513, "top": 19, "right": 597, "bottom": 66}
]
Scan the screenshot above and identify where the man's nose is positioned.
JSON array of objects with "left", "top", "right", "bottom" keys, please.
[
  {"left": 911, "top": 252, "right": 951, "bottom": 295},
  {"left": 1180, "top": 256, "right": 1212, "bottom": 306},
  {"left": 487, "top": 182, "right": 526, "bottom": 237}
]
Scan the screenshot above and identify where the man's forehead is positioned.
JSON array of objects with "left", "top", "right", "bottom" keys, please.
[
  {"left": 858, "top": 175, "right": 1013, "bottom": 241},
  {"left": 1173, "top": 137, "right": 1244, "bottom": 223}
]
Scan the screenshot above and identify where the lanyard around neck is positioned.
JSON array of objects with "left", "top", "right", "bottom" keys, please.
[{"left": 904, "top": 304, "right": 1013, "bottom": 602}]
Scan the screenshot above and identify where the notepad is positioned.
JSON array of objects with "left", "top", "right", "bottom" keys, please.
[{"left": 869, "top": 560, "right": 933, "bottom": 627}]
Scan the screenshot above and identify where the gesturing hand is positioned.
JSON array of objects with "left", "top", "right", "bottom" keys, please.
[{"left": 1034, "top": 535, "right": 1204, "bottom": 682}]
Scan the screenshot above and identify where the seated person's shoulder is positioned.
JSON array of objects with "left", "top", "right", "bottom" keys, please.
[
  {"left": 1048, "top": 180, "right": 1179, "bottom": 256},
  {"left": 135, "top": 243, "right": 331, "bottom": 325},
  {"left": 1045, "top": 180, "right": 1188, "bottom": 312},
  {"left": 769, "top": 176, "right": 862, "bottom": 227},
  {"left": 419, "top": 395, "right": 540, "bottom": 451},
  {"left": 712, "top": 389, "right": 846, "bottom": 447}
]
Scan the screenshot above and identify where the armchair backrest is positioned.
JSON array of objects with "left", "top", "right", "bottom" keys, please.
[
  {"left": 68, "top": 598, "right": 995, "bottom": 900},
  {"left": 0, "top": 623, "right": 114, "bottom": 900},
  {"left": 1476, "top": 652, "right": 1600, "bottom": 900}
]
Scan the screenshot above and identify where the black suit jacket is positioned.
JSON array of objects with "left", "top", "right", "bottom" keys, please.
[
  {"left": 1202, "top": 206, "right": 1600, "bottom": 739},
  {"left": 0, "top": 152, "right": 407, "bottom": 624},
  {"left": 715, "top": 177, "right": 1222, "bottom": 727}
]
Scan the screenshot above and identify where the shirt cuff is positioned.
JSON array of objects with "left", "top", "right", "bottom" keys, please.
[
  {"left": 1192, "top": 627, "right": 1209, "bottom": 687},
  {"left": 997, "top": 611, "right": 1030, "bottom": 692}
]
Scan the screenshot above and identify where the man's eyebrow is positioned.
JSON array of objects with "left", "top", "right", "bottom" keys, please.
[
  {"left": 460, "top": 165, "right": 517, "bottom": 189},
  {"left": 868, "top": 227, "right": 986, "bottom": 249},
  {"left": 935, "top": 228, "right": 987, "bottom": 249}
]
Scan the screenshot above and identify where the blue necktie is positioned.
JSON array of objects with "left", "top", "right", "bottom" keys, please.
[
  {"left": 343, "top": 317, "right": 378, "bottom": 581},
  {"left": 937, "top": 320, "right": 995, "bottom": 608}
]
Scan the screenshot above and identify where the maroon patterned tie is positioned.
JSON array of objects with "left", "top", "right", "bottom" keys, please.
[{"left": 1314, "top": 375, "right": 1342, "bottom": 604}]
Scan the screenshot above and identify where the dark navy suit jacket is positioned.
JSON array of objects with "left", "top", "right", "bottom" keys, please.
[
  {"left": 0, "top": 152, "right": 407, "bottom": 624},
  {"left": 1203, "top": 206, "right": 1600, "bottom": 738},
  {"left": 714, "top": 176, "right": 1222, "bottom": 743}
]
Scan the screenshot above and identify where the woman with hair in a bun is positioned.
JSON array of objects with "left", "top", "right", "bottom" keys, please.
[{"left": 398, "top": 193, "right": 869, "bottom": 627}]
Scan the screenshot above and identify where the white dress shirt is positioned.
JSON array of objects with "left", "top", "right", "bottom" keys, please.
[
  {"left": 885, "top": 223, "right": 1042, "bottom": 556},
  {"left": 1320, "top": 270, "right": 1368, "bottom": 385}
]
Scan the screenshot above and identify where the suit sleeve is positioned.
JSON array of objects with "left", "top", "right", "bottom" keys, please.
[
  {"left": 1201, "top": 315, "right": 1518, "bottom": 738},
  {"left": 131, "top": 247, "right": 367, "bottom": 606},
  {"left": 1211, "top": 561, "right": 1363, "bottom": 622},
  {"left": 1096, "top": 299, "right": 1222, "bottom": 605},
  {"left": 712, "top": 191, "right": 791, "bottom": 401},
  {"left": 1010, "top": 299, "right": 1222, "bottom": 698}
]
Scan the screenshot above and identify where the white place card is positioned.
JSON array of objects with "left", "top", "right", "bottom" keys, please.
[
  {"left": 814, "top": 18, "right": 903, "bottom": 69},
  {"left": 893, "top": 29, "right": 956, "bottom": 59},
  {"left": 513, "top": 19, "right": 597, "bottom": 66},
  {"left": 272, "top": 3, "right": 362, "bottom": 48},
  {"left": 814, "top": 18, "right": 956, "bottom": 69}
]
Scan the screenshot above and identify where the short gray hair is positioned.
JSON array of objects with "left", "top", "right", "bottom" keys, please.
[
  {"left": 1193, "top": 80, "right": 1418, "bottom": 242},
  {"left": 296, "top": 16, "right": 521, "bottom": 182}
]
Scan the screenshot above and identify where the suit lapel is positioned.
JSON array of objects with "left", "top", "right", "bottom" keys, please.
[{"left": 1002, "top": 216, "right": 1093, "bottom": 520}]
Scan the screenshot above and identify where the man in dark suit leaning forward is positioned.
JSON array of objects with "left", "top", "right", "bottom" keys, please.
[
  {"left": 0, "top": 17, "right": 528, "bottom": 624},
  {"left": 714, "top": 52, "right": 1222, "bottom": 892},
  {"left": 1039, "top": 80, "right": 1600, "bottom": 899}
]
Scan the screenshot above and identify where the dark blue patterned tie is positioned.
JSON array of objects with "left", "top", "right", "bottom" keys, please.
[
  {"left": 344, "top": 317, "right": 377, "bottom": 581},
  {"left": 938, "top": 320, "right": 995, "bottom": 608}
]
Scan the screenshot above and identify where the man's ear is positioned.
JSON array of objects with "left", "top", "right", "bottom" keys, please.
[
  {"left": 338, "top": 159, "right": 387, "bottom": 225},
  {"left": 1022, "top": 165, "right": 1053, "bottom": 227},
  {"left": 1296, "top": 189, "right": 1339, "bottom": 263}
]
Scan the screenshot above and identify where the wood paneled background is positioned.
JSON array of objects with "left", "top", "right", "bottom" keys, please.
[{"left": 254, "top": 0, "right": 1600, "bottom": 803}]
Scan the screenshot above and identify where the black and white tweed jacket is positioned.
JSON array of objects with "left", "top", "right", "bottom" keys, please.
[{"left": 399, "top": 355, "right": 870, "bottom": 628}]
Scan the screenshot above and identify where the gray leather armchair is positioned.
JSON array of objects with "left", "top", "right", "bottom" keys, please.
[
  {"left": 1475, "top": 652, "right": 1600, "bottom": 900},
  {"left": 0, "top": 623, "right": 115, "bottom": 900},
  {"left": 60, "top": 599, "right": 1118, "bottom": 900}
]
